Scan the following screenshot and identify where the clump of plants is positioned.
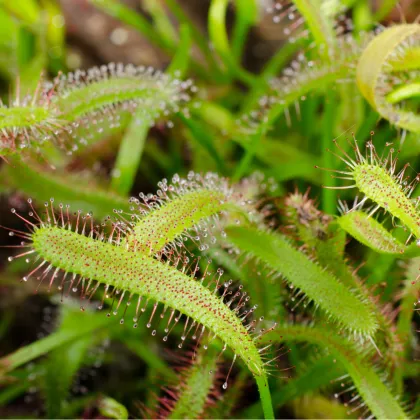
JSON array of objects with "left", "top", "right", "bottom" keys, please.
[{"left": 0, "top": 1, "right": 418, "bottom": 419}]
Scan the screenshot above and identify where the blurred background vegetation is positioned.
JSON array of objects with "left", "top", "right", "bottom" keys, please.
[{"left": 0, "top": 0, "right": 419, "bottom": 419}]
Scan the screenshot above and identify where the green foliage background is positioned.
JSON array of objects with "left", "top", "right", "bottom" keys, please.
[{"left": 0, "top": 1, "right": 418, "bottom": 419}]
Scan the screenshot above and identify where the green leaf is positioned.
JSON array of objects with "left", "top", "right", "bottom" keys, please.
[
  {"left": 243, "top": 355, "right": 344, "bottom": 418},
  {"left": 338, "top": 210, "right": 407, "bottom": 255},
  {"left": 0, "top": 311, "right": 108, "bottom": 375},
  {"left": 263, "top": 325, "right": 408, "bottom": 419},
  {"left": 356, "top": 24, "right": 420, "bottom": 132},
  {"left": 225, "top": 225, "right": 378, "bottom": 336},
  {"left": 98, "top": 396, "right": 129, "bottom": 419},
  {"left": 168, "top": 347, "right": 218, "bottom": 419},
  {"left": 110, "top": 112, "right": 149, "bottom": 196},
  {"left": 44, "top": 336, "right": 93, "bottom": 418}
]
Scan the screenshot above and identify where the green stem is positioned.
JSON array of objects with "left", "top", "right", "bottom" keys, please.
[
  {"left": 110, "top": 113, "right": 149, "bottom": 196},
  {"left": 321, "top": 89, "right": 336, "bottom": 214},
  {"left": 143, "top": 0, "right": 178, "bottom": 48},
  {"left": 231, "top": 0, "right": 257, "bottom": 61},
  {"left": 165, "top": 0, "right": 224, "bottom": 80},
  {"left": 256, "top": 374, "right": 275, "bottom": 419},
  {"left": 88, "top": 0, "right": 168, "bottom": 50},
  {"left": 208, "top": 0, "right": 257, "bottom": 86},
  {"left": 167, "top": 23, "right": 191, "bottom": 78},
  {"left": 0, "top": 316, "right": 108, "bottom": 374},
  {"left": 233, "top": 130, "right": 262, "bottom": 181}
]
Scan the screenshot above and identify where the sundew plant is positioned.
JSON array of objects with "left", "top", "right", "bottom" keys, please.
[{"left": 0, "top": 1, "right": 419, "bottom": 419}]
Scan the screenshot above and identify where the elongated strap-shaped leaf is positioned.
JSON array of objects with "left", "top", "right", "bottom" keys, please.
[
  {"left": 352, "top": 166, "right": 420, "bottom": 240},
  {"left": 338, "top": 211, "right": 406, "bottom": 254},
  {"left": 339, "top": 210, "right": 420, "bottom": 258},
  {"left": 238, "top": 32, "right": 372, "bottom": 134},
  {"left": 262, "top": 325, "right": 408, "bottom": 419},
  {"left": 357, "top": 24, "right": 420, "bottom": 132},
  {"left": 397, "top": 258, "right": 420, "bottom": 352},
  {"left": 27, "top": 222, "right": 275, "bottom": 418},
  {"left": 32, "top": 226, "right": 264, "bottom": 377},
  {"left": 284, "top": 193, "right": 405, "bottom": 380},
  {"left": 0, "top": 64, "right": 196, "bottom": 156},
  {"left": 124, "top": 172, "right": 264, "bottom": 254},
  {"left": 8, "top": 170, "right": 274, "bottom": 419},
  {"left": 127, "top": 190, "right": 226, "bottom": 253},
  {"left": 165, "top": 347, "right": 218, "bottom": 419},
  {"left": 325, "top": 139, "right": 420, "bottom": 242},
  {"left": 52, "top": 66, "right": 191, "bottom": 121},
  {"left": 98, "top": 396, "right": 128, "bottom": 420},
  {"left": 225, "top": 225, "right": 378, "bottom": 336}
]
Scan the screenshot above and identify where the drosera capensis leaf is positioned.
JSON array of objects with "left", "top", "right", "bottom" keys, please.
[
  {"left": 0, "top": 63, "right": 197, "bottom": 156},
  {"left": 356, "top": 24, "right": 420, "bottom": 132},
  {"left": 98, "top": 396, "right": 129, "bottom": 420},
  {"left": 4, "top": 174, "right": 277, "bottom": 419},
  {"left": 29, "top": 227, "right": 275, "bottom": 416},
  {"left": 126, "top": 189, "right": 226, "bottom": 254},
  {"left": 206, "top": 246, "right": 285, "bottom": 320},
  {"left": 261, "top": 324, "right": 408, "bottom": 420},
  {"left": 28, "top": 224, "right": 266, "bottom": 376},
  {"left": 397, "top": 257, "right": 420, "bottom": 353},
  {"left": 206, "top": 369, "right": 248, "bottom": 419},
  {"left": 123, "top": 172, "right": 267, "bottom": 255},
  {"left": 284, "top": 191, "right": 405, "bottom": 380},
  {"left": 339, "top": 209, "right": 420, "bottom": 258},
  {"left": 51, "top": 64, "right": 195, "bottom": 122},
  {"left": 150, "top": 346, "right": 219, "bottom": 420},
  {"left": 321, "top": 138, "right": 420, "bottom": 241},
  {"left": 338, "top": 210, "right": 407, "bottom": 255},
  {"left": 225, "top": 225, "right": 378, "bottom": 337},
  {"left": 238, "top": 31, "right": 372, "bottom": 134}
]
